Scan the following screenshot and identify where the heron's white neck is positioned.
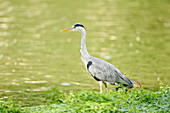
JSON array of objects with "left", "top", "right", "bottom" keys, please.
[{"left": 80, "top": 28, "right": 90, "bottom": 64}]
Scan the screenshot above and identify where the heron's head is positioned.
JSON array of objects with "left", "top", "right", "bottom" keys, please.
[{"left": 60, "top": 23, "right": 85, "bottom": 32}]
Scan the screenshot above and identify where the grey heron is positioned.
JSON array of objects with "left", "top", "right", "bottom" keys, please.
[{"left": 61, "top": 23, "right": 141, "bottom": 92}]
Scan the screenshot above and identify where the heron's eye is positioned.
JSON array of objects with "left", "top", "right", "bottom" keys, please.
[{"left": 73, "top": 26, "right": 76, "bottom": 28}]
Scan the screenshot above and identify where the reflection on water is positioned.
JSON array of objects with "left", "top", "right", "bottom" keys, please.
[
  {"left": 24, "top": 81, "right": 47, "bottom": 84},
  {"left": 0, "top": 0, "right": 170, "bottom": 106}
]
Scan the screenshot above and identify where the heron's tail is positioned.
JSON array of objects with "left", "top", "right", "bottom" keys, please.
[{"left": 133, "top": 81, "right": 141, "bottom": 89}]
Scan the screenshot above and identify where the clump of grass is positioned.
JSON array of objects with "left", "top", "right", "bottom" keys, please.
[
  {"left": 0, "top": 99, "right": 23, "bottom": 113},
  {"left": 0, "top": 86, "right": 169, "bottom": 112}
]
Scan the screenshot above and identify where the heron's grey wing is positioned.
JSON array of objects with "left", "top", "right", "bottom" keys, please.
[
  {"left": 87, "top": 57, "right": 133, "bottom": 87},
  {"left": 87, "top": 58, "right": 120, "bottom": 83}
]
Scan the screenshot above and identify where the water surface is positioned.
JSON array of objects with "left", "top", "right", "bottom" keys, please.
[{"left": 0, "top": 0, "right": 170, "bottom": 106}]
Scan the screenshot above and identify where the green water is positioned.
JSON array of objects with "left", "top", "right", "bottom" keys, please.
[{"left": 0, "top": 0, "right": 170, "bottom": 106}]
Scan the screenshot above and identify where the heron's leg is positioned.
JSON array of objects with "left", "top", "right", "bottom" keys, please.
[
  {"left": 99, "top": 81, "right": 103, "bottom": 93},
  {"left": 103, "top": 82, "right": 108, "bottom": 93}
]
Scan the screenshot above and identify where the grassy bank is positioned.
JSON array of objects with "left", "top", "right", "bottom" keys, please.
[{"left": 1, "top": 86, "right": 169, "bottom": 113}]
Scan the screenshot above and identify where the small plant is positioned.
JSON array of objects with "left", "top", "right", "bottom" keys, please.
[
  {"left": 44, "top": 88, "right": 64, "bottom": 104},
  {"left": 114, "top": 81, "right": 129, "bottom": 91}
]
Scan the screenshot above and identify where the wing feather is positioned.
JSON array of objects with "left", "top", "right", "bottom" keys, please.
[{"left": 87, "top": 56, "right": 133, "bottom": 87}]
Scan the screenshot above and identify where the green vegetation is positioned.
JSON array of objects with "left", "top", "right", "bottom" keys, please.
[
  {"left": 0, "top": 86, "right": 169, "bottom": 112},
  {"left": 0, "top": 99, "right": 22, "bottom": 113}
]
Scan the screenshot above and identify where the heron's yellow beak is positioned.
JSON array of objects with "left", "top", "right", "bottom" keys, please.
[{"left": 60, "top": 27, "right": 73, "bottom": 32}]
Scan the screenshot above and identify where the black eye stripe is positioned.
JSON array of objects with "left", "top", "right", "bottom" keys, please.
[{"left": 74, "top": 24, "right": 85, "bottom": 28}]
